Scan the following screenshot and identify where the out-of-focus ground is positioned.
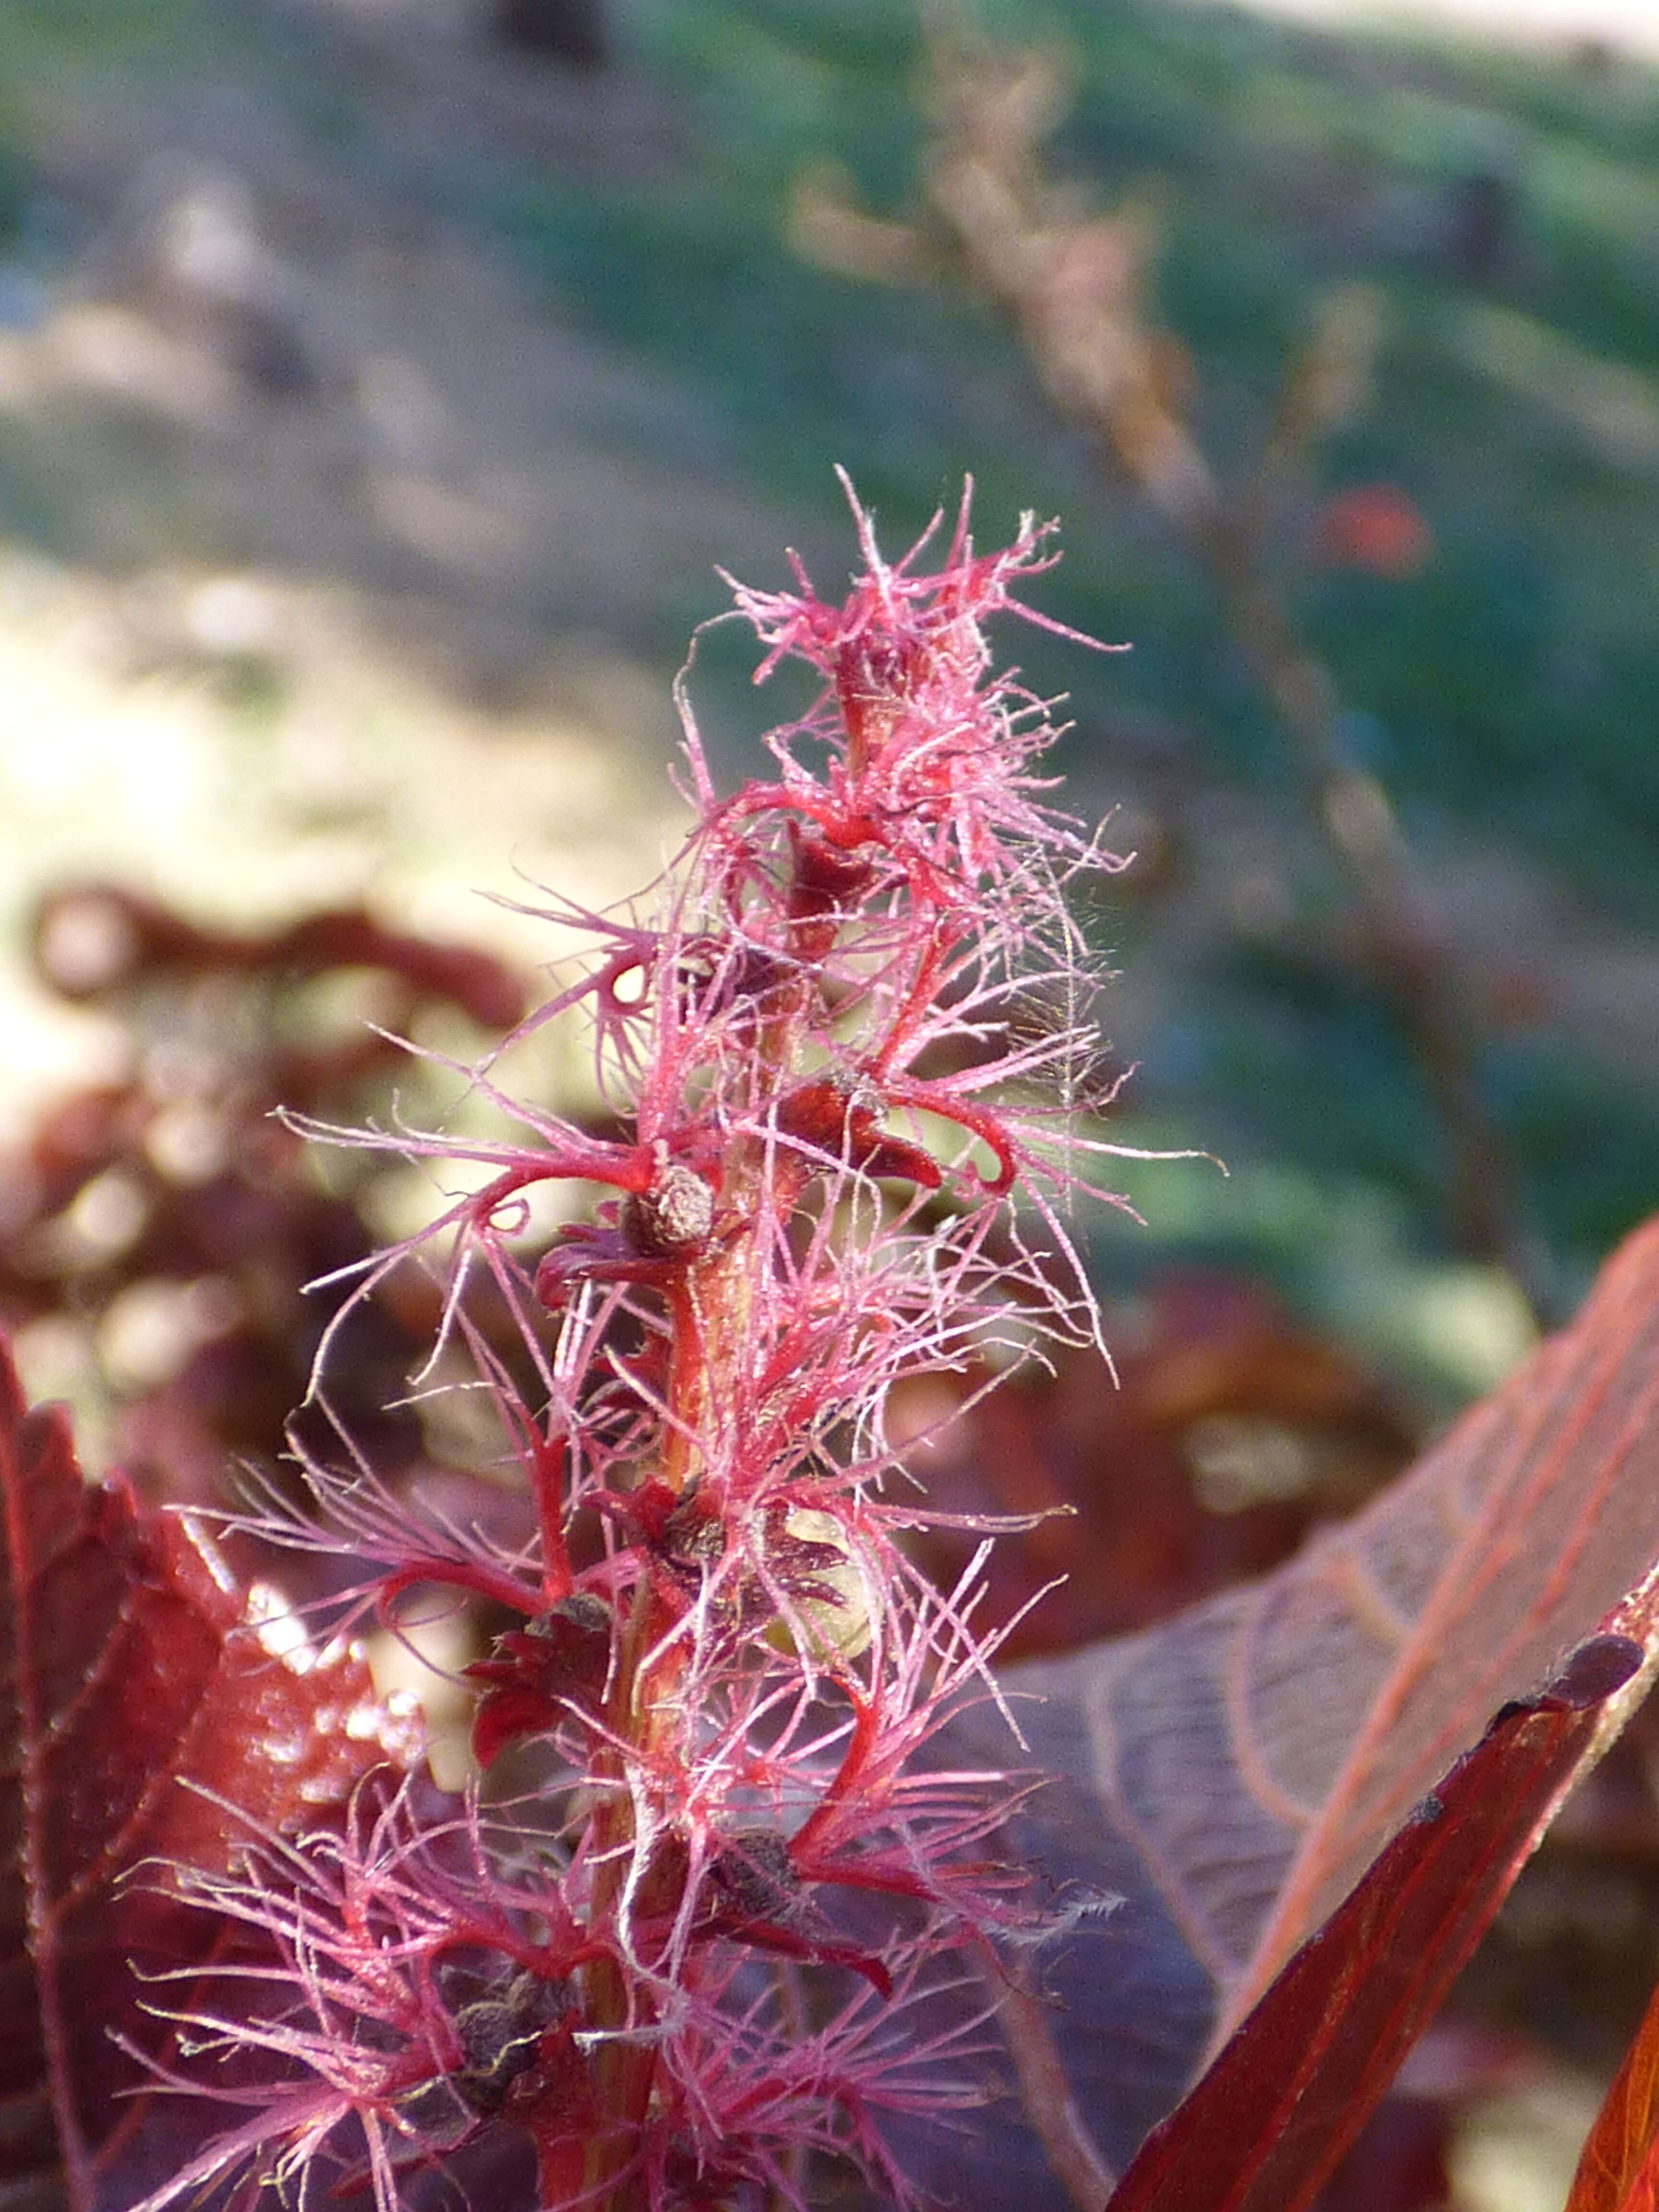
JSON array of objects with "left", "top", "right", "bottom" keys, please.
[
  {"left": 3, "top": 2, "right": 1659, "bottom": 2205},
  {"left": 3, "top": 0, "right": 1659, "bottom": 1338},
  {"left": 0, "top": 0, "right": 793, "bottom": 1130}
]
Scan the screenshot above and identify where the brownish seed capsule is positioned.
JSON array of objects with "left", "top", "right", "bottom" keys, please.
[
  {"left": 707, "top": 1826, "right": 805, "bottom": 1927},
  {"left": 623, "top": 1163, "right": 715, "bottom": 1258},
  {"left": 453, "top": 1972, "right": 566, "bottom": 2114}
]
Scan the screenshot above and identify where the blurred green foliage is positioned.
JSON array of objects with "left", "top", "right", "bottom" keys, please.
[
  {"left": 499, "top": 0, "right": 1659, "bottom": 915},
  {"left": 488, "top": 0, "right": 1659, "bottom": 1310},
  {"left": 1, "top": 0, "right": 1657, "bottom": 1354}
]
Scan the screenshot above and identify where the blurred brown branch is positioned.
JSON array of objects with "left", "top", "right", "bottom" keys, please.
[{"left": 791, "top": 12, "right": 1551, "bottom": 1322}]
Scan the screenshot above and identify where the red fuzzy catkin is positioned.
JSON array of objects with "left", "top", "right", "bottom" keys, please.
[{"left": 142, "top": 478, "right": 1159, "bottom": 2212}]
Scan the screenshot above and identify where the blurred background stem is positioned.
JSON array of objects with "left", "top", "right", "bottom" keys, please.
[{"left": 796, "top": 6, "right": 1553, "bottom": 1318}]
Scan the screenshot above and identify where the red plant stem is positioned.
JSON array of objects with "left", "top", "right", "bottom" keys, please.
[
  {"left": 375, "top": 1557, "right": 550, "bottom": 1621},
  {"left": 870, "top": 905, "right": 958, "bottom": 1078},
  {"left": 529, "top": 1428, "right": 575, "bottom": 1603},
  {"left": 579, "top": 1590, "right": 680, "bottom": 2209},
  {"left": 789, "top": 1687, "right": 879, "bottom": 1864},
  {"left": 577, "top": 829, "right": 859, "bottom": 2209}
]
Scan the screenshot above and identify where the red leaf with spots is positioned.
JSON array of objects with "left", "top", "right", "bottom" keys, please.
[{"left": 0, "top": 1340, "right": 419, "bottom": 2212}]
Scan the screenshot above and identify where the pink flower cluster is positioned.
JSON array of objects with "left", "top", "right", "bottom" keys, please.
[{"left": 149, "top": 479, "right": 1142, "bottom": 2212}]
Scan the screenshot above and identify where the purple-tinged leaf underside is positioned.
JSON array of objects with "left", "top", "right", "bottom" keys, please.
[
  {"left": 1105, "top": 1626, "right": 1652, "bottom": 2212},
  {"left": 907, "top": 1211, "right": 1659, "bottom": 2209}
]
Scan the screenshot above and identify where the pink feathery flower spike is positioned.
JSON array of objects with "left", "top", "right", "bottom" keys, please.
[{"left": 140, "top": 477, "right": 1164, "bottom": 2212}]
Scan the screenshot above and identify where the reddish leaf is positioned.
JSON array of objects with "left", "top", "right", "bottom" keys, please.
[
  {"left": 34, "top": 883, "right": 527, "bottom": 1030},
  {"left": 1563, "top": 1970, "right": 1659, "bottom": 2212},
  {"left": 0, "top": 1338, "right": 419, "bottom": 2212},
  {"left": 1313, "top": 2091, "right": 1451, "bottom": 2212},
  {"left": 909, "top": 1214, "right": 1659, "bottom": 2207},
  {"left": 1106, "top": 1628, "right": 1650, "bottom": 2212}
]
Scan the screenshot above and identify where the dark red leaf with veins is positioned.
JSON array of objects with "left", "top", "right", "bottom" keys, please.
[
  {"left": 896, "top": 1213, "right": 1659, "bottom": 2212},
  {"left": 1105, "top": 1630, "right": 1650, "bottom": 2212},
  {"left": 0, "top": 1339, "right": 418, "bottom": 2212}
]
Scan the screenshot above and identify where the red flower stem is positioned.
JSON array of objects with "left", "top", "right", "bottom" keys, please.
[
  {"left": 869, "top": 904, "right": 957, "bottom": 1079},
  {"left": 580, "top": 822, "right": 855, "bottom": 2209},
  {"left": 374, "top": 1557, "right": 548, "bottom": 1620},
  {"left": 527, "top": 1426, "right": 575, "bottom": 1604},
  {"left": 788, "top": 1686, "right": 879, "bottom": 1863}
]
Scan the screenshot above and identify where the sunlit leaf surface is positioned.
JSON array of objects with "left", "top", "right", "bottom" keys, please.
[{"left": 0, "top": 1341, "right": 417, "bottom": 2212}]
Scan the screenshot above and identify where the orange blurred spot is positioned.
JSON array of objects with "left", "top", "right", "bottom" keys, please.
[{"left": 1316, "top": 483, "right": 1434, "bottom": 578}]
